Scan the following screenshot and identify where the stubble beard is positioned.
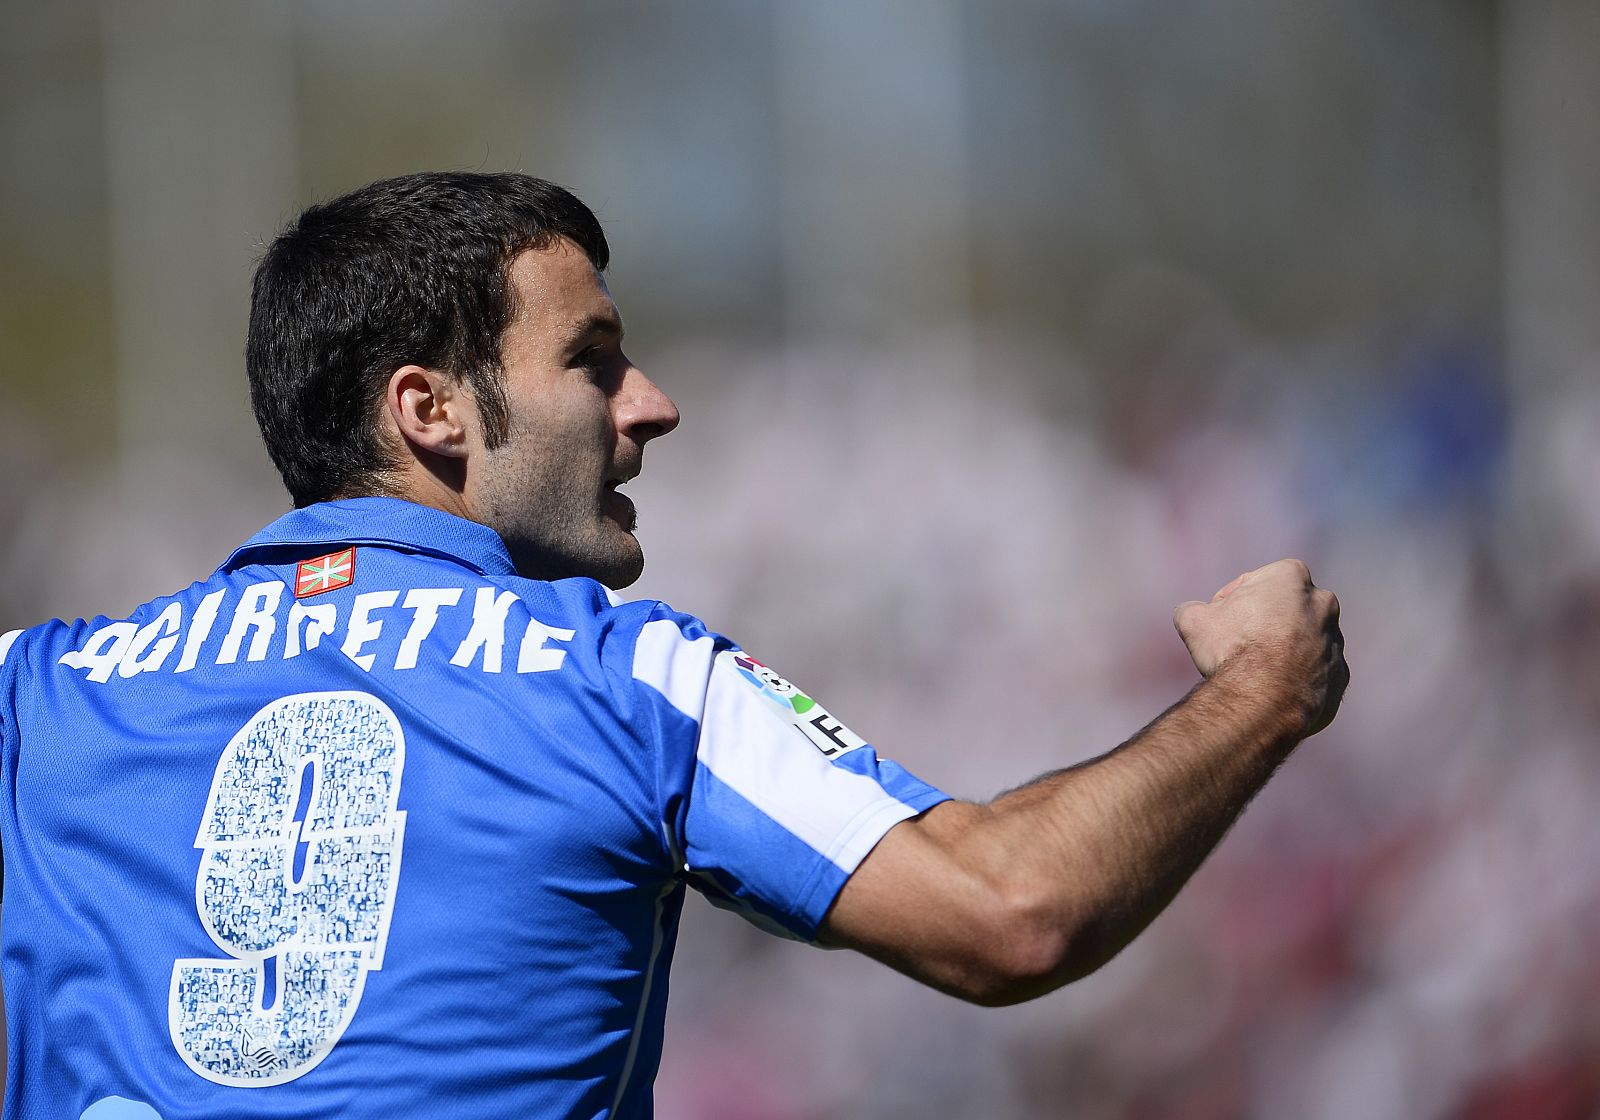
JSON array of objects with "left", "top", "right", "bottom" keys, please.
[{"left": 492, "top": 485, "right": 644, "bottom": 588}]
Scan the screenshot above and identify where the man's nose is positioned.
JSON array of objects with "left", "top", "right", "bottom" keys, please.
[{"left": 617, "top": 366, "right": 680, "bottom": 443}]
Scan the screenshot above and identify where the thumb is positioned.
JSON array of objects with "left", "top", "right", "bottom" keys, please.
[{"left": 1173, "top": 600, "right": 1206, "bottom": 633}]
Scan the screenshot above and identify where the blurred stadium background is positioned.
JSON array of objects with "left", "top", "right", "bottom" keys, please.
[{"left": 4, "top": 1, "right": 1599, "bottom": 1116}]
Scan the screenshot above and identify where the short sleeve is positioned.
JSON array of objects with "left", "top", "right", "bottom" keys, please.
[{"left": 631, "top": 612, "right": 948, "bottom": 942}]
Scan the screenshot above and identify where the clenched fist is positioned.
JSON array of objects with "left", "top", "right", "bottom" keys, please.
[{"left": 1173, "top": 559, "right": 1348, "bottom": 737}]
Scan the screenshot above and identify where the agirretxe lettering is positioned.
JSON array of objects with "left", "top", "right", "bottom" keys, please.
[{"left": 58, "top": 582, "right": 575, "bottom": 682}]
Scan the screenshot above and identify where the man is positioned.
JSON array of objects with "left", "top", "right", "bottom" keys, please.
[{"left": 0, "top": 172, "right": 1345, "bottom": 1117}]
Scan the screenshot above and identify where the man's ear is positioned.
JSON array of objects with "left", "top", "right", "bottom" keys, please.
[{"left": 386, "top": 365, "right": 470, "bottom": 458}]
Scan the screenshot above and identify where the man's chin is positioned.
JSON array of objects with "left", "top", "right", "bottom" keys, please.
[
  {"left": 506, "top": 532, "right": 644, "bottom": 588},
  {"left": 580, "top": 532, "right": 645, "bottom": 589},
  {"left": 597, "top": 551, "right": 644, "bottom": 589}
]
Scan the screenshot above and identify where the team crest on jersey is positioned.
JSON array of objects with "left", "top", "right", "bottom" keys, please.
[
  {"left": 294, "top": 549, "right": 355, "bottom": 598},
  {"left": 729, "top": 653, "right": 868, "bottom": 759}
]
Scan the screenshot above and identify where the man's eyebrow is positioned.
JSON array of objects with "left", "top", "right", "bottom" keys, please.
[{"left": 561, "top": 313, "right": 625, "bottom": 346}]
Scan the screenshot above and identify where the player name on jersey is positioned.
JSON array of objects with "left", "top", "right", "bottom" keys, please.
[{"left": 58, "top": 581, "right": 575, "bottom": 683}]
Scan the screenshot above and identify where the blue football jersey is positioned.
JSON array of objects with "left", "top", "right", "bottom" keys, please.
[{"left": 0, "top": 497, "right": 948, "bottom": 1119}]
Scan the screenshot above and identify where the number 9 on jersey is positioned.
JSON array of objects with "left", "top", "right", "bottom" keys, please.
[{"left": 168, "top": 691, "right": 408, "bottom": 1086}]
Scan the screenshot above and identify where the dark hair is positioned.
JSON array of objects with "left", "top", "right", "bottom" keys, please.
[{"left": 246, "top": 171, "right": 610, "bottom": 506}]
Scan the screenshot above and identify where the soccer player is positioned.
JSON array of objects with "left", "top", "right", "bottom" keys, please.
[{"left": 0, "top": 172, "right": 1346, "bottom": 1118}]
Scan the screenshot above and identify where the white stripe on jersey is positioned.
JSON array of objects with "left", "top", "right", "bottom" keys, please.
[
  {"left": 696, "top": 650, "right": 920, "bottom": 874},
  {"left": 0, "top": 629, "right": 21, "bottom": 666},
  {"left": 632, "top": 619, "right": 716, "bottom": 720}
]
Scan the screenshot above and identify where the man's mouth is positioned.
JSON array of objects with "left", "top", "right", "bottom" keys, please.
[{"left": 603, "top": 479, "right": 637, "bottom": 528}]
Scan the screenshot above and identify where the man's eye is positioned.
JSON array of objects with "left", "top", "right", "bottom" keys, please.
[{"left": 573, "top": 346, "right": 603, "bottom": 370}]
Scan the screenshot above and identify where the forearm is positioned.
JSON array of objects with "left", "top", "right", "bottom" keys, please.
[
  {"left": 823, "top": 650, "right": 1312, "bottom": 1005},
  {"left": 824, "top": 560, "right": 1345, "bottom": 1005},
  {"left": 972, "top": 651, "right": 1308, "bottom": 992}
]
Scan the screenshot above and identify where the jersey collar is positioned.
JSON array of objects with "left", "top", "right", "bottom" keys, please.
[{"left": 221, "top": 497, "right": 519, "bottom": 577}]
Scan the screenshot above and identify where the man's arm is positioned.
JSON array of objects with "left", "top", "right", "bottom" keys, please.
[{"left": 819, "top": 559, "right": 1347, "bottom": 1006}]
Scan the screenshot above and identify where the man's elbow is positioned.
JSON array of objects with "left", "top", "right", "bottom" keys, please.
[{"left": 946, "top": 883, "right": 1103, "bottom": 1008}]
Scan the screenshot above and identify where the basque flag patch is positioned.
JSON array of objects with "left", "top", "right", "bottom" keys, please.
[{"left": 294, "top": 548, "right": 356, "bottom": 598}]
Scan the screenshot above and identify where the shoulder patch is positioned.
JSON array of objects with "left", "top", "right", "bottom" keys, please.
[
  {"left": 295, "top": 549, "right": 356, "bottom": 598},
  {"left": 727, "top": 652, "right": 868, "bottom": 759}
]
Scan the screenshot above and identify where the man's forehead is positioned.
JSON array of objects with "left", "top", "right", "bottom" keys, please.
[{"left": 507, "top": 240, "right": 620, "bottom": 336}]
